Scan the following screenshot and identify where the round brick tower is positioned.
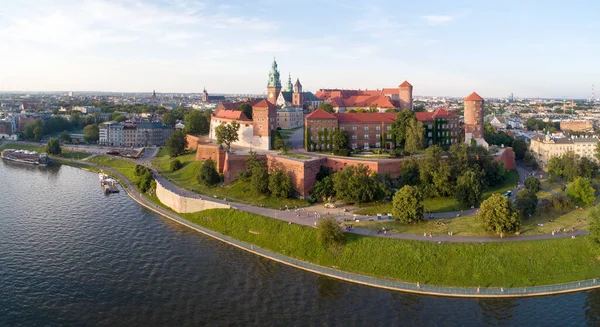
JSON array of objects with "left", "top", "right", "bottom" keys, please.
[
  {"left": 464, "top": 91, "right": 484, "bottom": 139},
  {"left": 399, "top": 80, "right": 413, "bottom": 111}
]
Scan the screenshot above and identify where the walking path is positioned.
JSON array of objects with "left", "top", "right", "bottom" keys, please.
[
  {"left": 56, "top": 156, "right": 600, "bottom": 298},
  {"left": 130, "top": 153, "right": 585, "bottom": 243}
]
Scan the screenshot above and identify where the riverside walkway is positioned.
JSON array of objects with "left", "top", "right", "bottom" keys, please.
[{"left": 58, "top": 157, "right": 600, "bottom": 298}]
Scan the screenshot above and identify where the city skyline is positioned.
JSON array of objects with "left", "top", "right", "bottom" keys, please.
[{"left": 1, "top": 0, "right": 599, "bottom": 98}]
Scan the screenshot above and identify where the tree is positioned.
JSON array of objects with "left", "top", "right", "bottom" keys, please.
[
  {"left": 511, "top": 139, "right": 527, "bottom": 160},
  {"left": 331, "top": 128, "right": 349, "bottom": 156},
  {"left": 59, "top": 131, "right": 72, "bottom": 143},
  {"left": 310, "top": 176, "right": 335, "bottom": 202},
  {"left": 250, "top": 164, "right": 269, "bottom": 194},
  {"left": 588, "top": 207, "right": 600, "bottom": 245},
  {"left": 479, "top": 194, "right": 520, "bottom": 235},
  {"left": 318, "top": 102, "right": 335, "bottom": 113},
  {"left": 237, "top": 103, "right": 253, "bottom": 120},
  {"left": 170, "top": 159, "right": 183, "bottom": 171},
  {"left": 215, "top": 121, "right": 240, "bottom": 151},
  {"left": 390, "top": 110, "right": 415, "bottom": 148},
  {"left": 514, "top": 189, "right": 538, "bottom": 218},
  {"left": 596, "top": 142, "right": 600, "bottom": 162},
  {"left": 197, "top": 159, "right": 220, "bottom": 187},
  {"left": 404, "top": 119, "right": 425, "bottom": 154},
  {"left": 316, "top": 217, "right": 345, "bottom": 247},
  {"left": 23, "top": 123, "right": 35, "bottom": 140},
  {"left": 455, "top": 171, "right": 481, "bottom": 208},
  {"left": 523, "top": 151, "right": 539, "bottom": 170},
  {"left": 83, "top": 124, "right": 99, "bottom": 143},
  {"left": 524, "top": 176, "right": 541, "bottom": 193},
  {"left": 578, "top": 157, "right": 597, "bottom": 179},
  {"left": 184, "top": 110, "right": 210, "bottom": 135},
  {"left": 134, "top": 165, "right": 154, "bottom": 193},
  {"left": 268, "top": 169, "right": 293, "bottom": 198},
  {"left": 392, "top": 185, "right": 424, "bottom": 224},
  {"left": 162, "top": 112, "right": 176, "bottom": 125},
  {"left": 33, "top": 119, "right": 44, "bottom": 142},
  {"left": 399, "top": 157, "right": 420, "bottom": 186},
  {"left": 566, "top": 177, "right": 596, "bottom": 206},
  {"left": 46, "top": 138, "right": 62, "bottom": 155},
  {"left": 166, "top": 129, "right": 187, "bottom": 157},
  {"left": 332, "top": 164, "right": 386, "bottom": 203},
  {"left": 431, "top": 160, "right": 453, "bottom": 196}
]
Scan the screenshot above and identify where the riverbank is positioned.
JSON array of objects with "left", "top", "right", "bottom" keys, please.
[{"left": 52, "top": 158, "right": 600, "bottom": 298}]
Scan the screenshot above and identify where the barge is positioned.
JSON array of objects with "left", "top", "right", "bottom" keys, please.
[
  {"left": 0, "top": 149, "right": 50, "bottom": 166},
  {"left": 99, "top": 172, "right": 120, "bottom": 194}
]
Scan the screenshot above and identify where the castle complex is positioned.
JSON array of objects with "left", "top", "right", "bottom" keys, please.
[{"left": 196, "top": 58, "right": 499, "bottom": 197}]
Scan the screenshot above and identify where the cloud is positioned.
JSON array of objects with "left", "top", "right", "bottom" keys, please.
[{"left": 422, "top": 15, "right": 455, "bottom": 25}]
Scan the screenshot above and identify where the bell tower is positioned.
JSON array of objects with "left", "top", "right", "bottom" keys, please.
[
  {"left": 267, "top": 58, "right": 282, "bottom": 104},
  {"left": 292, "top": 78, "right": 304, "bottom": 107}
]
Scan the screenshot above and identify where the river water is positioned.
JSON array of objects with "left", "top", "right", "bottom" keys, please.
[{"left": 0, "top": 161, "right": 599, "bottom": 326}]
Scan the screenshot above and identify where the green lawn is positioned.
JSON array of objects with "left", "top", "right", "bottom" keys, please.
[
  {"left": 279, "top": 153, "right": 311, "bottom": 160},
  {"left": 346, "top": 203, "right": 589, "bottom": 237},
  {"left": 88, "top": 155, "right": 138, "bottom": 180},
  {"left": 182, "top": 208, "right": 600, "bottom": 287},
  {"left": 151, "top": 151, "right": 310, "bottom": 209},
  {"left": 355, "top": 170, "right": 520, "bottom": 215}
]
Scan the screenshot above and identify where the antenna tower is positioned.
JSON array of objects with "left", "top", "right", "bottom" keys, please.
[{"left": 593, "top": 84, "right": 595, "bottom": 102}]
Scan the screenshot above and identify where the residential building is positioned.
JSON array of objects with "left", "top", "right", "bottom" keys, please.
[
  {"left": 529, "top": 133, "right": 598, "bottom": 167},
  {"left": 99, "top": 121, "right": 173, "bottom": 147},
  {"left": 560, "top": 120, "right": 593, "bottom": 132}
]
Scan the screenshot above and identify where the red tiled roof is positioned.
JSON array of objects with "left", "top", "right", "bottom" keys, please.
[
  {"left": 431, "top": 108, "right": 457, "bottom": 118},
  {"left": 214, "top": 109, "right": 250, "bottom": 121},
  {"left": 415, "top": 112, "right": 432, "bottom": 121},
  {"left": 327, "top": 95, "right": 396, "bottom": 109},
  {"left": 253, "top": 99, "right": 278, "bottom": 109},
  {"left": 465, "top": 92, "right": 483, "bottom": 101},
  {"left": 334, "top": 112, "right": 397, "bottom": 123},
  {"left": 399, "top": 80, "right": 412, "bottom": 87},
  {"left": 381, "top": 88, "right": 399, "bottom": 95},
  {"left": 306, "top": 109, "right": 337, "bottom": 120}
]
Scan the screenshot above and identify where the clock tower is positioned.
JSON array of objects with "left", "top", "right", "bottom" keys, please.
[{"left": 267, "top": 58, "right": 282, "bottom": 104}]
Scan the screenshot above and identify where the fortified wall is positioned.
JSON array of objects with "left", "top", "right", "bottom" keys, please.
[
  {"left": 155, "top": 179, "right": 230, "bottom": 213},
  {"left": 186, "top": 135, "right": 516, "bottom": 198}
]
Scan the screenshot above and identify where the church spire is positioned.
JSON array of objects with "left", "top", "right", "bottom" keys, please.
[
  {"left": 267, "top": 58, "right": 281, "bottom": 88},
  {"left": 285, "top": 72, "right": 293, "bottom": 92}
]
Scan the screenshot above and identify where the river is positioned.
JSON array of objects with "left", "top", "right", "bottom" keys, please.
[{"left": 0, "top": 161, "right": 599, "bottom": 326}]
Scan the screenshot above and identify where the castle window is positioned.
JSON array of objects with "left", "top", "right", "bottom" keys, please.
[
  {"left": 364, "top": 134, "right": 369, "bottom": 139},
  {"left": 352, "top": 126, "right": 357, "bottom": 131},
  {"left": 364, "top": 126, "right": 369, "bottom": 131},
  {"left": 376, "top": 126, "right": 381, "bottom": 131}
]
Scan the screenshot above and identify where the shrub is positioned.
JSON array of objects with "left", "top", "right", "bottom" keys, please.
[
  {"left": 170, "top": 159, "right": 183, "bottom": 171},
  {"left": 316, "top": 217, "right": 345, "bottom": 247},
  {"left": 197, "top": 159, "right": 220, "bottom": 187}
]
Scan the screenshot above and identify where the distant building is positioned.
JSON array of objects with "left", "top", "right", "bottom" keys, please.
[
  {"left": 529, "top": 133, "right": 598, "bottom": 168},
  {"left": 72, "top": 106, "right": 100, "bottom": 114},
  {"left": 99, "top": 121, "right": 174, "bottom": 147},
  {"left": 202, "top": 88, "right": 226, "bottom": 102},
  {"left": 560, "top": 120, "right": 593, "bottom": 132}
]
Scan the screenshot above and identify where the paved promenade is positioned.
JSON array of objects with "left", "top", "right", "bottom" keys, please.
[
  {"left": 126, "top": 150, "right": 585, "bottom": 243},
  {"left": 58, "top": 156, "right": 599, "bottom": 298}
]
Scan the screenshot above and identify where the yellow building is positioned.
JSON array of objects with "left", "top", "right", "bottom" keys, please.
[{"left": 529, "top": 133, "right": 598, "bottom": 168}]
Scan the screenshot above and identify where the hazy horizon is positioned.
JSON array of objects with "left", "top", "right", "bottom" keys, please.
[{"left": 1, "top": 0, "right": 599, "bottom": 99}]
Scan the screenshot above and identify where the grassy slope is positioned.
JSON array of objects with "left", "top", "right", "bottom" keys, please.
[
  {"left": 356, "top": 170, "right": 519, "bottom": 215},
  {"left": 152, "top": 150, "right": 310, "bottom": 209},
  {"left": 88, "top": 155, "right": 138, "bottom": 180},
  {"left": 183, "top": 208, "right": 600, "bottom": 287}
]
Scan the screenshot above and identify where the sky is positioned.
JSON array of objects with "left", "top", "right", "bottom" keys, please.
[{"left": 0, "top": 0, "right": 599, "bottom": 98}]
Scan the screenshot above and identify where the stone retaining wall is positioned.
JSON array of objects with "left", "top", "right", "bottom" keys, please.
[{"left": 155, "top": 179, "right": 230, "bottom": 213}]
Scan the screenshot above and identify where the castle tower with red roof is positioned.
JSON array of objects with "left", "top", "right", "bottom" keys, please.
[
  {"left": 252, "top": 99, "right": 277, "bottom": 137},
  {"left": 292, "top": 78, "right": 304, "bottom": 107},
  {"left": 464, "top": 92, "right": 488, "bottom": 147},
  {"left": 267, "top": 58, "right": 282, "bottom": 104},
  {"left": 399, "top": 81, "right": 413, "bottom": 111}
]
